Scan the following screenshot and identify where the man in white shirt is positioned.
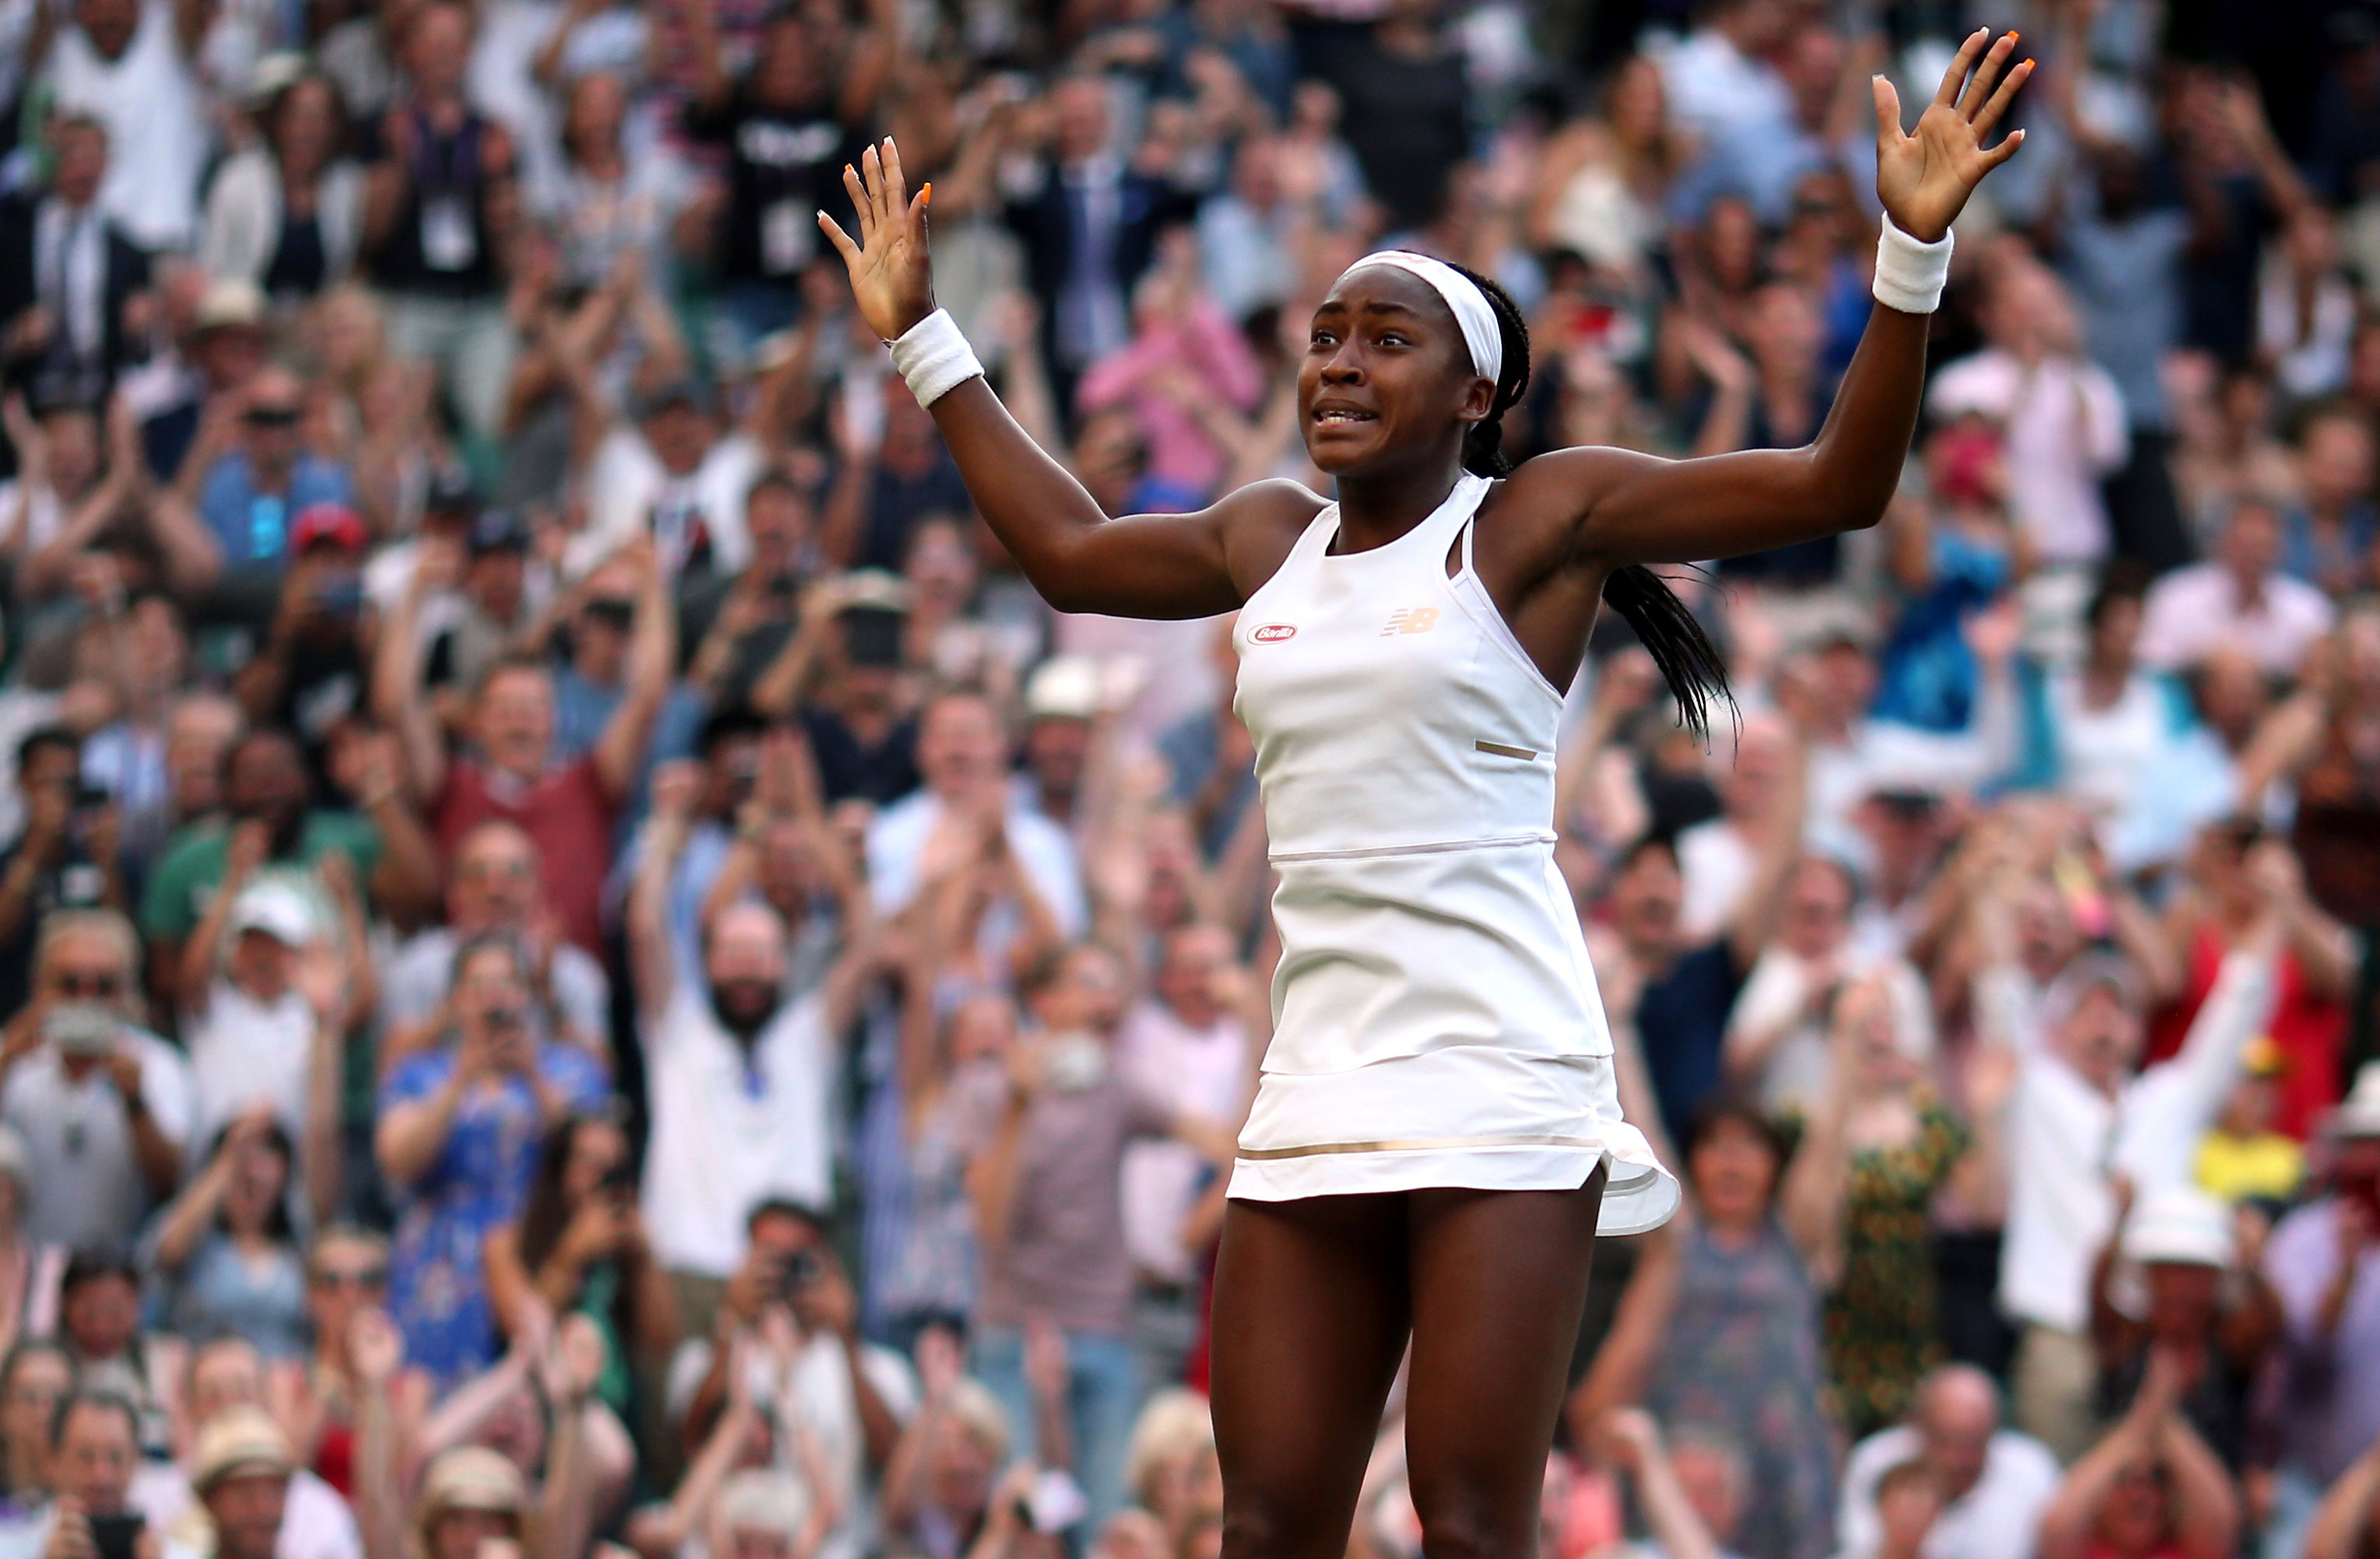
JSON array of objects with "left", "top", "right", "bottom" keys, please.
[
  {"left": 1648, "top": 0, "right": 1793, "bottom": 147},
  {"left": 633, "top": 772, "right": 873, "bottom": 1282},
  {"left": 572, "top": 380, "right": 761, "bottom": 580},
  {"left": 1677, "top": 713, "right": 1794, "bottom": 941},
  {"left": 664, "top": 1203, "right": 916, "bottom": 1559},
  {"left": 5, "top": 1393, "right": 199, "bottom": 1559},
  {"left": 1115, "top": 924, "right": 1258, "bottom": 1379},
  {"left": 866, "top": 691, "right": 1086, "bottom": 939},
  {"left": 1838, "top": 1366, "right": 2061, "bottom": 1559},
  {"left": 2136, "top": 500, "right": 2336, "bottom": 676},
  {"left": 377, "top": 820, "right": 609, "bottom": 1069},
  {"left": 44, "top": 0, "right": 209, "bottom": 250},
  {"left": 181, "top": 882, "right": 329, "bottom": 1165},
  {"left": 1928, "top": 262, "right": 2129, "bottom": 569},
  {"left": 132, "top": 1340, "right": 362, "bottom": 1559},
  {"left": 1993, "top": 929, "right": 2277, "bottom": 1462},
  {"left": 0, "top": 909, "right": 191, "bottom": 1247}
]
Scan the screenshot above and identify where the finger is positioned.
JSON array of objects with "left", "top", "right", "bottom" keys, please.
[
  {"left": 840, "top": 164, "right": 873, "bottom": 241},
  {"left": 880, "top": 137, "right": 907, "bottom": 222},
  {"left": 1979, "top": 126, "right": 2027, "bottom": 169},
  {"left": 1958, "top": 32, "right": 2017, "bottom": 119},
  {"left": 1934, "top": 27, "right": 1986, "bottom": 108},
  {"left": 861, "top": 142, "right": 885, "bottom": 222},
  {"left": 1872, "top": 73, "right": 1905, "bottom": 143},
  {"left": 817, "top": 212, "right": 861, "bottom": 266},
  {"left": 1972, "top": 54, "right": 2034, "bottom": 138}
]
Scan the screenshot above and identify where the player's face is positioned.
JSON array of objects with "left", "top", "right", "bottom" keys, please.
[{"left": 1299, "top": 268, "right": 1493, "bottom": 479}]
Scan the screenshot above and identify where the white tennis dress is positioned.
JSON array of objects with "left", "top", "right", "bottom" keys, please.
[{"left": 1225, "top": 471, "right": 1681, "bottom": 1234}]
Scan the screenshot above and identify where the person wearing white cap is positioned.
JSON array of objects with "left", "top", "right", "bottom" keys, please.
[
  {"left": 824, "top": 23, "right": 2031, "bottom": 1555},
  {"left": 173, "top": 865, "right": 358, "bottom": 1216},
  {"left": 2085, "top": 1186, "right": 2277, "bottom": 1469},
  {"left": 2256, "top": 1060, "right": 2380, "bottom": 1559},
  {"left": 1992, "top": 907, "right": 2280, "bottom": 1463}
]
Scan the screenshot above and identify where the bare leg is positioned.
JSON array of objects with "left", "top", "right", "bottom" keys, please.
[
  {"left": 1404, "top": 1168, "right": 1607, "bottom": 1559},
  {"left": 1211, "top": 1194, "right": 1415, "bottom": 1559}
]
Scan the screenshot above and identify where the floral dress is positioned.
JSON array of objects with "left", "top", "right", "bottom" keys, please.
[
  {"left": 1648, "top": 1221, "right": 1837, "bottom": 1559},
  {"left": 380, "top": 1042, "right": 609, "bottom": 1389},
  {"left": 1822, "top": 1100, "right": 1969, "bottom": 1439}
]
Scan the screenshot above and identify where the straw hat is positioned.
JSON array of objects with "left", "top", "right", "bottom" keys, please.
[{"left": 193, "top": 1407, "right": 296, "bottom": 1492}]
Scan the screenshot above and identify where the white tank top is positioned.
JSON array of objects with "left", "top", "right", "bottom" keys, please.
[{"left": 1232, "top": 471, "right": 1564, "bottom": 859}]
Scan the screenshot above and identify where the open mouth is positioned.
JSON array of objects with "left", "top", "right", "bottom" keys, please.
[{"left": 1311, "top": 405, "right": 1377, "bottom": 426}]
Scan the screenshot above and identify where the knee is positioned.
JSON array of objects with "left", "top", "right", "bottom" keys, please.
[
  {"left": 1415, "top": 1494, "right": 1533, "bottom": 1559},
  {"left": 1220, "top": 1491, "right": 1344, "bottom": 1559}
]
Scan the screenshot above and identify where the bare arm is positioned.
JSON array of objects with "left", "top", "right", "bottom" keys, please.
[
  {"left": 591, "top": 545, "right": 675, "bottom": 804},
  {"left": 822, "top": 143, "right": 1316, "bottom": 619},
  {"left": 2304, "top": 1438, "right": 2380, "bottom": 1559}
]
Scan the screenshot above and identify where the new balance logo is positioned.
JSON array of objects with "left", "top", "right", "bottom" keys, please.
[{"left": 1382, "top": 607, "right": 1440, "bottom": 636}]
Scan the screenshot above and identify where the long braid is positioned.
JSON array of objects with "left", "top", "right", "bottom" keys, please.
[{"left": 1446, "top": 261, "right": 1735, "bottom": 741}]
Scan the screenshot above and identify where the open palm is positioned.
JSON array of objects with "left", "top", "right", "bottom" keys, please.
[
  {"left": 1874, "top": 30, "right": 2032, "bottom": 243},
  {"left": 819, "top": 138, "right": 937, "bottom": 343}
]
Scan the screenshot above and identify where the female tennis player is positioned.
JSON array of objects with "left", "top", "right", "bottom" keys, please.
[{"left": 823, "top": 30, "right": 2027, "bottom": 1559}]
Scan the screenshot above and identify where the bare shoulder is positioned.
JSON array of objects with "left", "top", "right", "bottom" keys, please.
[
  {"left": 1211, "top": 478, "right": 1334, "bottom": 596},
  {"left": 1484, "top": 444, "right": 1669, "bottom": 568}
]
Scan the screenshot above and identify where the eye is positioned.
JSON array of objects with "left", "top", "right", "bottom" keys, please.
[
  {"left": 1309, "top": 328, "right": 1338, "bottom": 349},
  {"left": 1376, "top": 331, "right": 1411, "bottom": 348}
]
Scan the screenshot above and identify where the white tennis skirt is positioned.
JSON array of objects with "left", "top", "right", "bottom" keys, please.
[{"left": 1227, "top": 836, "right": 1681, "bottom": 1236}]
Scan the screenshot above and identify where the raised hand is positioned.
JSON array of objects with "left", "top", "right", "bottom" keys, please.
[
  {"left": 818, "top": 138, "right": 936, "bottom": 344},
  {"left": 1874, "top": 30, "right": 2032, "bottom": 241}
]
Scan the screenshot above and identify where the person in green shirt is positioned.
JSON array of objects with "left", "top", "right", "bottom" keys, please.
[{"left": 140, "top": 724, "right": 438, "bottom": 1011}]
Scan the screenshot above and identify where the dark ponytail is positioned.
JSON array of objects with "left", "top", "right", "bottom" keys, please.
[{"left": 1445, "top": 261, "right": 1735, "bottom": 741}]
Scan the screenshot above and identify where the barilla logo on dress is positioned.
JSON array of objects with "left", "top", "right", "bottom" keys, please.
[
  {"left": 1250, "top": 623, "right": 1299, "bottom": 643},
  {"left": 1381, "top": 607, "right": 1440, "bottom": 636}
]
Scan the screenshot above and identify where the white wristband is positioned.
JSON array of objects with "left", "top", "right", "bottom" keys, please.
[
  {"left": 886, "top": 309, "right": 983, "bottom": 408},
  {"left": 1872, "top": 218, "right": 1954, "bottom": 315}
]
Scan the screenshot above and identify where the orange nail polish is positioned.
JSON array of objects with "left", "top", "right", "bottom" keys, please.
[
  {"left": 921, "top": 182, "right": 933, "bottom": 206},
  {"left": 2022, "top": 58, "right": 2035, "bottom": 68}
]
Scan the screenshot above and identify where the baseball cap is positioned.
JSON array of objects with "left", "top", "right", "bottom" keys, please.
[
  {"left": 418, "top": 1448, "right": 526, "bottom": 1519},
  {"left": 467, "top": 508, "right": 532, "bottom": 557},
  {"left": 2331, "top": 1060, "right": 2380, "bottom": 1139},
  {"left": 194, "top": 1407, "right": 296, "bottom": 1492},
  {"left": 1024, "top": 656, "right": 1102, "bottom": 722},
  {"left": 635, "top": 377, "right": 714, "bottom": 420},
  {"left": 289, "top": 503, "right": 368, "bottom": 557},
  {"left": 195, "top": 279, "right": 268, "bottom": 335},
  {"left": 424, "top": 468, "right": 480, "bottom": 523},
  {"left": 230, "top": 881, "right": 316, "bottom": 948},
  {"left": 2119, "top": 1186, "right": 2236, "bottom": 1270}
]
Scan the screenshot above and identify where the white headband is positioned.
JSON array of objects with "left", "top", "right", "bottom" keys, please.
[{"left": 1341, "top": 250, "right": 1504, "bottom": 387}]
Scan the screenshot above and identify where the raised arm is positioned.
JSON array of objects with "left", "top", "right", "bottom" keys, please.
[
  {"left": 821, "top": 142, "right": 1315, "bottom": 620},
  {"left": 591, "top": 541, "right": 675, "bottom": 804},
  {"left": 1530, "top": 34, "right": 2031, "bottom": 573}
]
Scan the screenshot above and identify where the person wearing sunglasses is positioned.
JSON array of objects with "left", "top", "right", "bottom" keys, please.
[
  {"left": 0, "top": 909, "right": 192, "bottom": 1249},
  {"left": 185, "top": 365, "right": 355, "bottom": 576}
]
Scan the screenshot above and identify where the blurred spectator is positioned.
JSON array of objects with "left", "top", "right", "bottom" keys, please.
[
  {"left": 359, "top": 2, "right": 520, "bottom": 445},
  {"left": 1779, "top": 976, "right": 1989, "bottom": 1437},
  {"left": 2035, "top": 1352, "right": 2238, "bottom": 1559},
  {"left": 1929, "top": 261, "right": 2128, "bottom": 571},
  {"left": 198, "top": 75, "right": 366, "bottom": 304},
  {"left": 0, "top": 117, "right": 152, "bottom": 415},
  {"left": 2259, "top": 1063, "right": 2380, "bottom": 1558},
  {"left": 1579, "top": 1098, "right": 1835, "bottom": 1559},
  {"left": 145, "top": 1117, "right": 314, "bottom": 1358},
  {"left": 1836, "top": 1366, "right": 2059, "bottom": 1559},
  {"left": 0, "top": 910, "right": 191, "bottom": 1248},
  {"left": 372, "top": 932, "right": 608, "bottom": 1385},
  {"left": 955, "top": 944, "right": 1227, "bottom": 1528},
  {"left": 2087, "top": 1187, "right": 2278, "bottom": 1469},
  {"left": 2136, "top": 503, "right": 2335, "bottom": 677},
  {"left": 41, "top": 0, "right": 208, "bottom": 252}
]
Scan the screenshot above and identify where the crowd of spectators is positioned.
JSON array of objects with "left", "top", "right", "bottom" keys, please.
[{"left": 0, "top": 0, "right": 2378, "bottom": 1557}]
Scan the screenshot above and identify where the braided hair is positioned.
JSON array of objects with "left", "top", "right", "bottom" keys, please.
[{"left": 1446, "top": 261, "right": 1735, "bottom": 741}]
